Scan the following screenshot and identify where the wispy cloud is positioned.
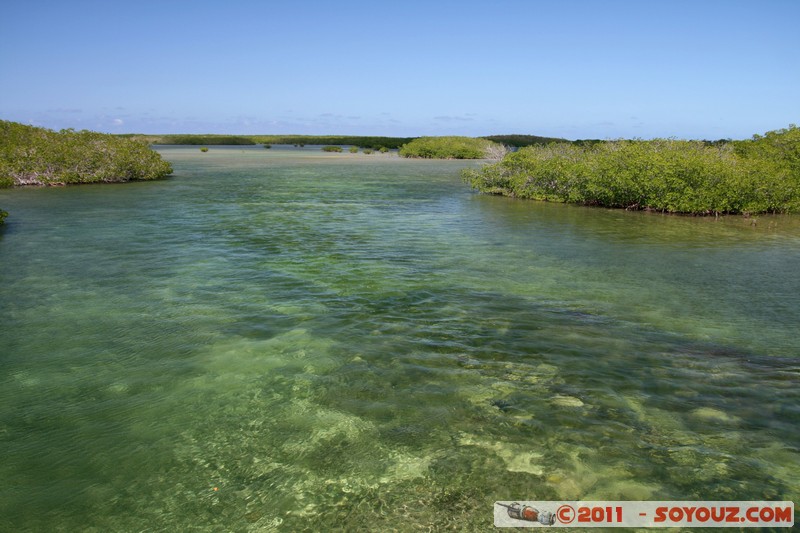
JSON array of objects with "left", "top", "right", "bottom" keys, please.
[
  {"left": 434, "top": 115, "right": 474, "bottom": 122},
  {"left": 316, "top": 113, "right": 361, "bottom": 121}
]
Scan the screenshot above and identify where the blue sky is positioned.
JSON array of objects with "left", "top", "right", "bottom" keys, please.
[{"left": 1, "top": 0, "right": 798, "bottom": 140}]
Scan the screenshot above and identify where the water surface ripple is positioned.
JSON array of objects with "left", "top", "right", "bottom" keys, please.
[{"left": 1, "top": 146, "right": 798, "bottom": 531}]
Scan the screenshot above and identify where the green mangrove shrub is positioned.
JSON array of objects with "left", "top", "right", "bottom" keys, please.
[
  {"left": 734, "top": 125, "right": 800, "bottom": 177},
  {"left": 0, "top": 120, "right": 173, "bottom": 187},
  {"left": 399, "top": 136, "right": 504, "bottom": 159},
  {"left": 463, "top": 127, "right": 800, "bottom": 215},
  {"left": 482, "top": 134, "right": 567, "bottom": 147},
  {"left": 322, "top": 145, "right": 343, "bottom": 153},
  {"left": 348, "top": 146, "right": 359, "bottom": 153},
  {"left": 200, "top": 147, "right": 209, "bottom": 152},
  {"left": 0, "top": 209, "right": 7, "bottom": 225}
]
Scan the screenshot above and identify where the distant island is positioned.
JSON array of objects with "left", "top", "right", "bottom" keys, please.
[{"left": 0, "top": 120, "right": 172, "bottom": 188}]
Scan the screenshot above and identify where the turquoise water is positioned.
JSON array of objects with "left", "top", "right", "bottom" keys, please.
[{"left": 1, "top": 146, "right": 798, "bottom": 531}]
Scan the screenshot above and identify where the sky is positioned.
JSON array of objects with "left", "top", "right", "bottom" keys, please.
[{"left": 1, "top": 0, "right": 798, "bottom": 140}]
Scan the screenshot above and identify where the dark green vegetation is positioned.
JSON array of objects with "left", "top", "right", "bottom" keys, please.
[
  {"left": 256, "top": 135, "right": 411, "bottom": 150},
  {"left": 126, "top": 134, "right": 257, "bottom": 145},
  {"left": 482, "top": 134, "right": 567, "bottom": 147},
  {"left": 733, "top": 125, "right": 800, "bottom": 177},
  {"left": 124, "top": 132, "right": 614, "bottom": 151},
  {"left": 0, "top": 208, "right": 6, "bottom": 225},
  {"left": 1, "top": 120, "right": 173, "bottom": 187},
  {"left": 121, "top": 133, "right": 567, "bottom": 153},
  {"left": 124, "top": 134, "right": 414, "bottom": 150},
  {"left": 125, "top": 133, "right": 550, "bottom": 153},
  {"left": 321, "top": 145, "right": 343, "bottom": 153},
  {"left": 464, "top": 126, "right": 800, "bottom": 215},
  {"left": 399, "top": 136, "right": 506, "bottom": 159}
]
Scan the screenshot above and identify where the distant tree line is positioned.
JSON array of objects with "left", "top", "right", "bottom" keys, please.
[
  {"left": 161, "top": 135, "right": 256, "bottom": 145},
  {"left": 481, "top": 134, "right": 567, "bottom": 147},
  {"left": 463, "top": 125, "right": 800, "bottom": 215},
  {"left": 255, "top": 135, "right": 413, "bottom": 150},
  {"left": 115, "top": 134, "right": 257, "bottom": 145},
  {"left": 123, "top": 134, "right": 415, "bottom": 150},
  {"left": 117, "top": 133, "right": 765, "bottom": 152},
  {"left": 118, "top": 133, "right": 577, "bottom": 151}
]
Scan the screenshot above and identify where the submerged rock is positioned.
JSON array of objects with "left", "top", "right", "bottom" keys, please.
[
  {"left": 457, "top": 432, "right": 545, "bottom": 475},
  {"left": 551, "top": 395, "right": 585, "bottom": 408},
  {"left": 690, "top": 407, "right": 740, "bottom": 424}
]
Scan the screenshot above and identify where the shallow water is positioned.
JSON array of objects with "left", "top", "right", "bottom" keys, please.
[{"left": 1, "top": 146, "right": 798, "bottom": 531}]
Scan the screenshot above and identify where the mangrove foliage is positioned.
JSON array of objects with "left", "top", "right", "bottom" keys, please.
[
  {"left": 463, "top": 126, "right": 800, "bottom": 215},
  {"left": 399, "top": 136, "right": 506, "bottom": 159},
  {"left": 481, "top": 134, "right": 567, "bottom": 147},
  {"left": 1, "top": 120, "right": 173, "bottom": 187}
]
